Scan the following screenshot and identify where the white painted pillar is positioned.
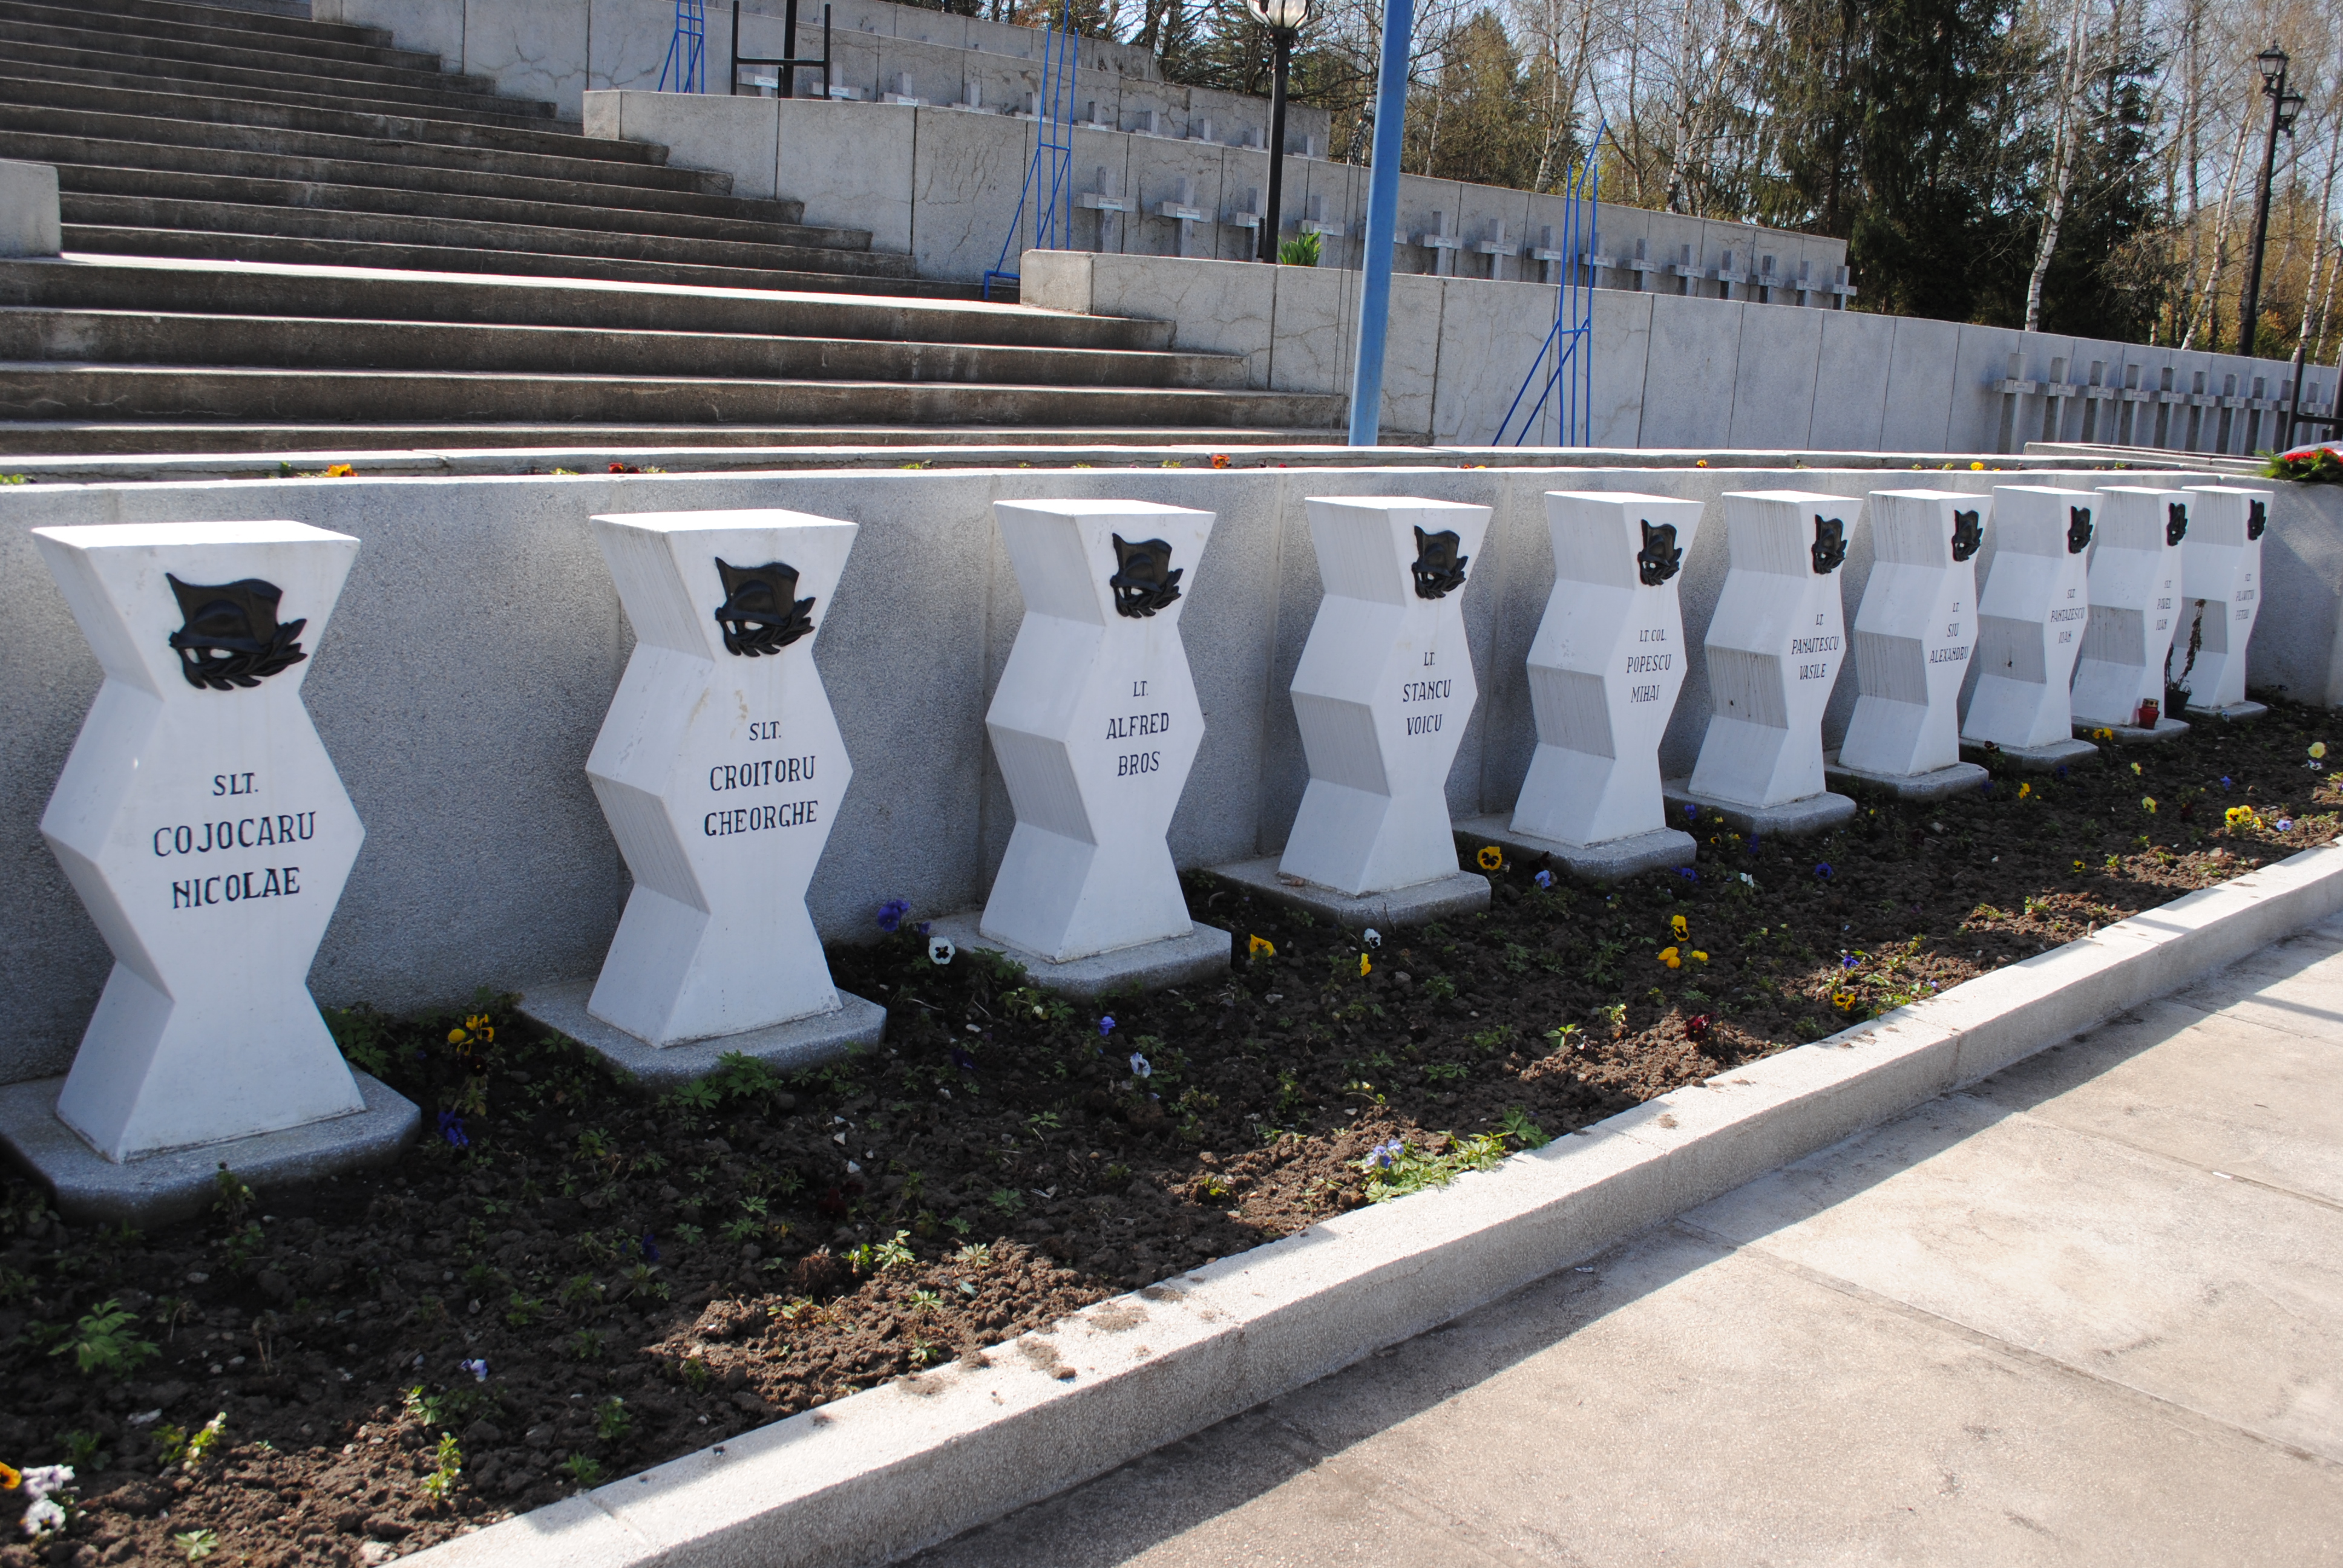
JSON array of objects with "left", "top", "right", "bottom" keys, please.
[
  {"left": 1961, "top": 485, "right": 2096, "bottom": 748},
  {"left": 2180, "top": 485, "right": 2273, "bottom": 711},
  {"left": 1837, "top": 490, "right": 1989, "bottom": 777},
  {"left": 981, "top": 500, "right": 1213, "bottom": 961},
  {"left": 1280, "top": 497, "right": 1491, "bottom": 893},
  {"left": 585, "top": 509, "right": 858, "bottom": 1047},
  {"left": 33, "top": 520, "right": 366, "bottom": 1162},
  {"left": 1512, "top": 491, "right": 1702, "bottom": 846},
  {"left": 2073, "top": 486, "right": 2191, "bottom": 729},
  {"left": 1686, "top": 490, "right": 1852, "bottom": 807}
]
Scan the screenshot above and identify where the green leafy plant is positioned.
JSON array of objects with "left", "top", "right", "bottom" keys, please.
[
  {"left": 504, "top": 1293, "right": 543, "bottom": 1326},
  {"left": 987, "top": 1188, "right": 1024, "bottom": 1215},
  {"left": 561, "top": 1454, "right": 605, "bottom": 1488},
  {"left": 680, "top": 1356, "right": 712, "bottom": 1391},
  {"left": 421, "top": 1432, "right": 463, "bottom": 1500},
  {"left": 1277, "top": 230, "right": 1321, "bottom": 266},
  {"left": 64, "top": 1429, "right": 111, "bottom": 1472},
  {"left": 211, "top": 1163, "right": 255, "bottom": 1222},
  {"left": 51, "top": 1299, "right": 158, "bottom": 1380},
  {"left": 570, "top": 1328, "right": 605, "bottom": 1361},
  {"left": 1500, "top": 1106, "right": 1552, "bottom": 1149},
  {"left": 847, "top": 1230, "right": 914, "bottom": 1273},
  {"left": 174, "top": 1529, "right": 220, "bottom": 1563},
  {"left": 158, "top": 1411, "right": 227, "bottom": 1472},
  {"left": 595, "top": 1397, "right": 632, "bottom": 1442},
  {"left": 1421, "top": 975, "right": 1458, "bottom": 1001},
  {"left": 2265, "top": 445, "right": 2343, "bottom": 483},
  {"left": 1423, "top": 1062, "right": 1469, "bottom": 1083},
  {"left": 1358, "top": 1132, "right": 1512, "bottom": 1201}
]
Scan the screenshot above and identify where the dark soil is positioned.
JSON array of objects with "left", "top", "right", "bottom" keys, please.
[{"left": 5, "top": 705, "right": 2340, "bottom": 1567}]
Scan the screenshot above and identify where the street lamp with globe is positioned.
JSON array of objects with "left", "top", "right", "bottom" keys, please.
[
  {"left": 1241, "top": 0, "right": 1312, "bottom": 262},
  {"left": 2239, "top": 42, "right": 2307, "bottom": 356}
]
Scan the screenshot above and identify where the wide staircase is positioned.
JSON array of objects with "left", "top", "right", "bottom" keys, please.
[{"left": 0, "top": 0, "right": 1341, "bottom": 457}]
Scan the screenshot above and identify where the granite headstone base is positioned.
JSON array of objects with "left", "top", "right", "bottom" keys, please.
[
  {"left": 520, "top": 982, "right": 886, "bottom": 1092},
  {"left": 2186, "top": 700, "right": 2270, "bottom": 723},
  {"left": 1959, "top": 737, "right": 2101, "bottom": 772},
  {"left": 1660, "top": 780, "right": 1858, "bottom": 838},
  {"left": 0, "top": 1070, "right": 418, "bottom": 1227},
  {"left": 2074, "top": 717, "right": 2191, "bottom": 745},
  {"left": 924, "top": 914, "right": 1231, "bottom": 999},
  {"left": 1822, "top": 755, "right": 1991, "bottom": 803},
  {"left": 1454, "top": 815, "right": 1696, "bottom": 884},
  {"left": 1211, "top": 856, "right": 1490, "bottom": 930}
]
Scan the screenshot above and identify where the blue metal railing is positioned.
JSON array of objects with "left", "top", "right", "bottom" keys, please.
[
  {"left": 982, "top": 7, "right": 1078, "bottom": 300},
  {"left": 1493, "top": 124, "right": 1604, "bottom": 447},
  {"left": 659, "top": 0, "right": 707, "bottom": 92}
]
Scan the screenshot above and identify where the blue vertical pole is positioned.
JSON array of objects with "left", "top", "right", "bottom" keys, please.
[{"left": 1345, "top": 0, "right": 1415, "bottom": 447}]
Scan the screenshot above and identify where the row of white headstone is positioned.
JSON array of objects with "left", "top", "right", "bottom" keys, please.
[{"left": 24, "top": 482, "right": 2269, "bottom": 1166}]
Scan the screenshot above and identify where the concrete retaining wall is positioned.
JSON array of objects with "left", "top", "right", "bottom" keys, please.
[
  {"left": 316, "top": 0, "right": 1325, "bottom": 147},
  {"left": 1020, "top": 252, "right": 2338, "bottom": 452},
  {"left": 4, "top": 462, "right": 2337, "bottom": 1087}
]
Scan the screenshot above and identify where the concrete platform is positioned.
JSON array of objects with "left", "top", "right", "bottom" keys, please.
[
  {"left": 1823, "top": 754, "right": 1990, "bottom": 802},
  {"left": 1210, "top": 856, "right": 1490, "bottom": 929},
  {"left": 2187, "top": 699, "right": 2271, "bottom": 722},
  {"left": 519, "top": 981, "right": 887, "bottom": 1092},
  {"left": 2076, "top": 716, "right": 2191, "bottom": 745},
  {"left": 0, "top": 1070, "right": 418, "bottom": 1227},
  {"left": 902, "top": 901, "right": 2343, "bottom": 1568},
  {"left": 922, "top": 914, "right": 1231, "bottom": 999},
  {"left": 1453, "top": 814, "right": 1694, "bottom": 883},
  {"left": 1660, "top": 780, "right": 1857, "bottom": 838},
  {"left": 1961, "top": 736, "right": 2102, "bottom": 771}
]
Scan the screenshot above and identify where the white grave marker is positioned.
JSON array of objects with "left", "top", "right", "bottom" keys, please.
[
  {"left": 1962, "top": 485, "right": 2096, "bottom": 751},
  {"left": 1682, "top": 491, "right": 1855, "bottom": 815},
  {"left": 2179, "top": 485, "right": 2273, "bottom": 714},
  {"left": 32, "top": 521, "right": 368, "bottom": 1161},
  {"left": 2072, "top": 486, "right": 2191, "bottom": 732},
  {"left": 1279, "top": 497, "right": 1491, "bottom": 894},
  {"left": 1835, "top": 490, "right": 1991, "bottom": 781},
  {"left": 980, "top": 500, "right": 1214, "bottom": 961},
  {"left": 582, "top": 510, "right": 859, "bottom": 1047},
  {"left": 1510, "top": 491, "right": 1702, "bottom": 847}
]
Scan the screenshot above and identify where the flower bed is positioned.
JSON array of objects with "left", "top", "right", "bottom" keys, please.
[{"left": 2, "top": 707, "right": 2338, "bottom": 1566}]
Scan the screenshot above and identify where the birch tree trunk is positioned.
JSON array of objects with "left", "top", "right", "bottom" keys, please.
[{"left": 2023, "top": 0, "right": 2091, "bottom": 332}]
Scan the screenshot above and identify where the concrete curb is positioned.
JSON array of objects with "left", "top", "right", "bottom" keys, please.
[{"left": 412, "top": 842, "right": 2343, "bottom": 1568}]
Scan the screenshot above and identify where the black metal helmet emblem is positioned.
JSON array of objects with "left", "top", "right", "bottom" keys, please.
[
  {"left": 1109, "top": 535, "right": 1182, "bottom": 618},
  {"left": 1950, "top": 509, "right": 1982, "bottom": 563},
  {"left": 165, "top": 573, "right": 307, "bottom": 691},
  {"left": 1411, "top": 527, "right": 1469, "bottom": 599},
  {"left": 2248, "top": 498, "right": 2267, "bottom": 541},
  {"left": 1635, "top": 520, "right": 1682, "bottom": 586},
  {"left": 2166, "top": 502, "right": 2189, "bottom": 548},
  {"left": 1810, "top": 515, "right": 1847, "bottom": 575},
  {"left": 712, "top": 558, "right": 816, "bottom": 656},
  {"left": 2067, "top": 506, "right": 2093, "bottom": 555}
]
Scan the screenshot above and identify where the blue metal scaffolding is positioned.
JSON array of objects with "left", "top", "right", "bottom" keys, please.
[
  {"left": 1493, "top": 126, "right": 1604, "bottom": 447},
  {"left": 982, "top": 7, "right": 1078, "bottom": 300},
  {"left": 660, "top": 0, "right": 707, "bottom": 93}
]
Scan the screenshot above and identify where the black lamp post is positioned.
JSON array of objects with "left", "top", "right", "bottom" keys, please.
[
  {"left": 1242, "top": 0, "right": 1311, "bottom": 261},
  {"left": 2239, "top": 42, "right": 2307, "bottom": 356}
]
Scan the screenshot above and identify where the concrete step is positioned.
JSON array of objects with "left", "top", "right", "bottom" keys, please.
[
  {"left": 0, "top": 309, "right": 1250, "bottom": 389},
  {"left": 60, "top": 195, "right": 903, "bottom": 275},
  {"left": 62, "top": 229, "right": 994, "bottom": 298},
  {"left": 0, "top": 36, "right": 557, "bottom": 122},
  {"left": 31, "top": 0, "right": 387, "bottom": 50},
  {"left": 0, "top": 102, "right": 727, "bottom": 195},
  {"left": 0, "top": 363, "right": 1346, "bottom": 428},
  {"left": 0, "top": 423, "right": 1333, "bottom": 457},
  {"left": 32, "top": 140, "right": 810, "bottom": 231},
  {"left": 0, "top": 0, "right": 439, "bottom": 72},
  {"left": 0, "top": 62, "right": 592, "bottom": 141},
  {"left": 0, "top": 16, "right": 500, "bottom": 97},
  {"left": 0, "top": 259, "right": 1159, "bottom": 350}
]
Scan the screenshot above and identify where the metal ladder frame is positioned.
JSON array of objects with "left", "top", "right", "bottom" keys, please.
[
  {"left": 981, "top": 7, "right": 1077, "bottom": 301},
  {"left": 1493, "top": 125, "right": 1604, "bottom": 448}
]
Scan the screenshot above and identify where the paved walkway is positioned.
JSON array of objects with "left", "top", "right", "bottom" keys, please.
[{"left": 911, "top": 917, "right": 2343, "bottom": 1566}]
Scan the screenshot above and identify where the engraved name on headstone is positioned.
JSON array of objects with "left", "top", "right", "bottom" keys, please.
[
  {"left": 2178, "top": 485, "right": 2274, "bottom": 713},
  {"left": 1838, "top": 490, "right": 1992, "bottom": 778},
  {"left": 2072, "top": 486, "right": 2191, "bottom": 729},
  {"left": 1961, "top": 485, "right": 2097, "bottom": 749}
]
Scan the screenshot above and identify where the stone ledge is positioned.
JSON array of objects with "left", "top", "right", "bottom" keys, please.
[
  {"left": 0, "top": 1071, "right": 418, "bottom": 1227},
  {"left": 922, "top": 915, "right": 1231, "bottom": 999},
  {"left": 1960, "top": 736, "right": 2101, "bottom": 771},
  {"left": 401, "top": 840, "right": 2343, "bottom": 1568},
  {"left": 1209, "top": 855, "right": 1490, "bottom": 929},
  {"left": 2187, "top": 700, "right": 2270, "bottom": 722},
  {"left": 1823, "top": 756, "right": 1990, "bottom": 803},
  {"left": 1660, "top": 780, "right": 1857, "bottom": 838},
  {"left": 2074, "top": 717, "right": 2190, "bottom": 745},
  {"left": 1453, "top": 815, "right": 1695, "bottom": 884},
  {"left": 519, "top": 983, "right": 888, "bottom": 1092}
]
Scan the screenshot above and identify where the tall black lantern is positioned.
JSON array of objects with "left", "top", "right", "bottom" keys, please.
[
  {"left": 2239, "top": 42, "right": 2299, "bottom": 358},
  {"left": 1240, "top": 0, "right": 1312, "bottom": 263}
]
